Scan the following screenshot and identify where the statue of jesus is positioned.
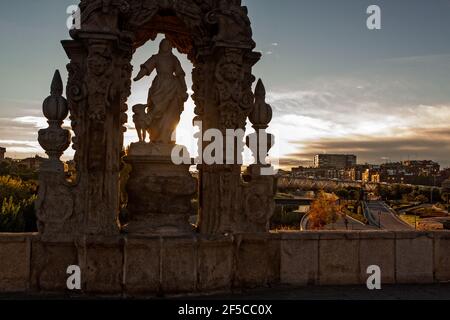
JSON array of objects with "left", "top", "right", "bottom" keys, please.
[{"left": 133, "top": 39, "right": 188, "bottom": 144}]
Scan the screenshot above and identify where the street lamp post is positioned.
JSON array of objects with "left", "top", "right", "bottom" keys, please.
[
  {"left": 430, "top": 175, "right": 436, "bottom": 204},
  {"left": 378, "top": 211, "right": 381, "bottom": 229}
]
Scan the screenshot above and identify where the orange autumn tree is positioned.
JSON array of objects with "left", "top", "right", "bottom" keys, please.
[{"left": 308, "top": 191, "right": 343, "bottom": 230}]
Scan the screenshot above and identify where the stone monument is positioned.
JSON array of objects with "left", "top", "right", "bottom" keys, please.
[
  {"left": 36, "top": 0, "right": 276, "bottom": 239},
  {"left": 124, "top": 38, "right": 196, "bottom": 235}
]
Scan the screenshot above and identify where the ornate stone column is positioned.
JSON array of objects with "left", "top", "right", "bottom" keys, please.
[
  {"left": 195, "top": 46, "right": 262, "bottom": 235},
  {"left": 62, "top": 32, "right": 133, "bottom": 236}
]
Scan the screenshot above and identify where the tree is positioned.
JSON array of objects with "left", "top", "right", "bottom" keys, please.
[
  {"left": 376, "top": 184, "right": 390, "bottom": 200},
  {"left": 348, "top": 189, "right": 360, "bottom": 201},
  {"left": 308, "top": 191, "right": 342, "bottom": 230},
  {"left": 414, "top": 194, "right": 428, "bottom": 204},
  {"left": 335, "top": 188, "right": 349, "bottom": 201}
]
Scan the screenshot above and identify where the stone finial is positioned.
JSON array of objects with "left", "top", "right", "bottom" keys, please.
[
  {"left": 246, "top": 79, "right": 275, "bottom": 168},
  {"left": 50, "top": 70, "right": 64, "bottom": 96},
  {"left": 43, "top": 70, "right": 69, "bottom": 122},
  {"left": 38, "top": 70, "right": 71, "bottom": 166},
  {"left": 248, "top": 79, "right": 272, "bottom": 129}
]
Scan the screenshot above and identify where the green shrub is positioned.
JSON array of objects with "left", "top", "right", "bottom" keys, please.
[
  {"left": 0, "top": 176, "right": 36, "bottom": 201},
  {"left": 0, "top": 197, "right": 24, "bottom": 232},
  {"left": 0, "top": 176, "right": 37, "bottom": 232}
]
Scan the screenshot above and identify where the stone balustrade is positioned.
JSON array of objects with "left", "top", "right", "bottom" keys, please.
[{"left": 0, "top": 231, "right": 448, "bottom": 296}]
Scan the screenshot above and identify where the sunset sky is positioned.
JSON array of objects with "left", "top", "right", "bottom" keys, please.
[{"left": 1, "top": 0, "right": 450, "bottom": 167}]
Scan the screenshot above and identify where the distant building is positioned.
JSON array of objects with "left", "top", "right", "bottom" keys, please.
[
  {"left": 291, "top": 157, "right": 443, "bottom": 186},
  {"left": 362, "top": 169, "right": 380, "bottom": 183},
  {"left": 0, "top": 147, "right": 5, "bottom": 161},
  {"left": 438, "top": 168, "right": 450, "bottom": 187},
  {"left": 379, "top": 160, "right": 440, "bottom": 186},
  {"left": 313, "top": 154, "right": 357, "bottom": 170},
  {"left": 292, "top": 166, "right": 349, "bottom": 180},
  {"left": 343, "top": 164, "right": 370, "bottom": 181},
  {"left": 402, "top": 160, "right": 440, "bottom": 176},
  {"left": 19, "top": 155, "right": 43, "bottom": 170}
]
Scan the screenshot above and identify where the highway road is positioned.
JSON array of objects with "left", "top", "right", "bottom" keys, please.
[
  {"left": 363, "top": 201, "right": 412, "bottom": 231},
  {"left": 300, "top": 211, "right": 377, "bottom": 231}
]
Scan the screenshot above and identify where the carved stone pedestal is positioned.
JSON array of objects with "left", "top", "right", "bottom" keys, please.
[{"left": 124, "top": 142, "right": 197, "bottom": 235}]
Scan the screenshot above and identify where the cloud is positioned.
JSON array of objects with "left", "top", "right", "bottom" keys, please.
[
  {"left": 13, "top": 116, "right": 48, "bottom": 129},
  {"left": 382, "top": 54, "right": 450, "bottom": 65},
  {"left": 265, "top": 77, "right": 450, "bottom": 169},
  {"left": 283, "top": 128, "right": 450, "bottom": 168}
]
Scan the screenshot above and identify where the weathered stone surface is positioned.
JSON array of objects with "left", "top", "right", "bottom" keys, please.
[
  {"left": 396, "top": 232, "right": 433, "bottom": 284},
  {"left": 235, "top": 234, "right": 270, "bottom": 288},
  {"left": 31, "top": 239, "right": 78, "bottom": 292},
  {"left": 124, "top": 236, "right": 160, "bottom": 295},
  {"left": 433, "top": 231, "right": 450, "bottom": 282},
  {"left": 124, "top": 143, "right": 197, "bottom": 236},
  {"left": 197, "top": 236, "right": 233, "bottom": 292},
  {"left": 81, "top": 237, "right": 124, "bottom": 294},
  {"left": 0, "top": 235, "right": 31, "bottom": 292},
  {"left": 36, "top": 71, "right": 77, "bottom": 241},
  {"left": 1, "top": 231, "right": 450, "bottom": 295},
  {"left": 279, "top": 233, "right": 319, "bottom": 286},
  {"left": 161, "top": 236, "right": 196, "bottom": 293},
  {"left": 319, "top": 233, "right": 360, "bottom": 285},
  {"left": 267, "top": 233, "right": 281, "bottom": 285},
  {"left": 359, "top": 232, "right": 395, "bottom": 284}
]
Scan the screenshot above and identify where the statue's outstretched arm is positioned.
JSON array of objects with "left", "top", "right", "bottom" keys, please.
[{"left": 133, "top": 56, "right": 157, "bottom": 82}]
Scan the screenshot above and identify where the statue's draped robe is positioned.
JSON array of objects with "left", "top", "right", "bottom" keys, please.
[{"left": 143, "top": 53, "right": 187, "bottom": 144}]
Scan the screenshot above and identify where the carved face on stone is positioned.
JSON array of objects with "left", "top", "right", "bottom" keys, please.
[
  {"left": 88, "top": 53, "right": 109, "bottom": 76},
  {"left": 223, "top": 63, "right": 241, "bottom": 82}
]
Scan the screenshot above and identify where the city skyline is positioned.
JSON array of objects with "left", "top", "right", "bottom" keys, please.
[{"left": 0, "top": 0, "right": 450, "bottom": 167}]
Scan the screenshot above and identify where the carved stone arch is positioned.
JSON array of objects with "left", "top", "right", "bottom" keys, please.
[
  {"left": 45, "top": 0, "right": 273, "bottom": 238},
  {"left": 121, "top": 0, "right": 209, "bottom": 61}
]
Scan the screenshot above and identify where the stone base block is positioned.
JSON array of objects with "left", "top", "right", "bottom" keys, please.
[
  {"left": 319, "top": 233, "right": 360, "bottom": 285},
  {"left": 235, "top": 234, "right": 271, "bottom": 288},
  {"left": 434, "top": 232, "right": 450, "bottom": 282},
  {"left": 124, "top": 236, "right": 161, "bottom": 295},
  {"left": 280, "top": 232, "right": 319, "bottom": 286},
  {"left": 125, "top": 142, "right": 197, "bottom": 236},
  {"left": 197, "top": 236, "right": 233, "bottom": 292},
  {"left": 31, "top": 239, "right": 78, "bottom": 292},
  {"left": 359, "top": 232, "right": 395, "bottom": 284},
  {"left": 396, "top": 232, "right": 433, "bottom": 284},
  {"left": 81, "top": 237, "right": 124, "bottom": 294},
  {"left": 161, "top": 236, "right": 196, "bottom": 293},
  {"left": 0, "top": 235, "right": 31, "bottom": 292}
]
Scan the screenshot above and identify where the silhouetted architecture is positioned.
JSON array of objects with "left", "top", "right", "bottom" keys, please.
[
  {"left": 314, "top": 154, "right": 357, "bottom": 169},
  {"left": 36, "top": 0, "right": 275, "bottom": 240},
  {"left": 380, "top": 160, "right": 440, "bottom": 185},
  {"left": 19, "top": 155, "right": 44, "bottom": 170}
]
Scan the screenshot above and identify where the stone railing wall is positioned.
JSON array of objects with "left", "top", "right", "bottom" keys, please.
[{"left": 0, "top": 231, "right": 448, "bottom": 296}]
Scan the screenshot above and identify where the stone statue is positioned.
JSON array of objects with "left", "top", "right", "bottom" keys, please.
[
  {"left": 133, "top": 39, "right": 188, "bottom": 144},
  {"left": 132, "top": 104, "right": 151, "bottom": 143}
]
